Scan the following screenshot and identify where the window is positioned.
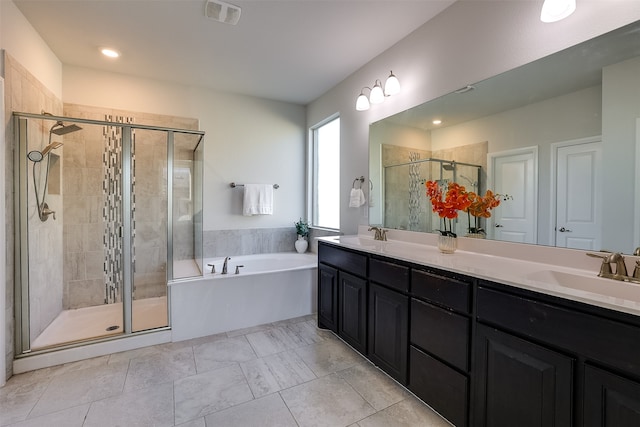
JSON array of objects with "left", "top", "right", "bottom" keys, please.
[{"left": 310, "top": 116, "right": 340, "bottom": 229}]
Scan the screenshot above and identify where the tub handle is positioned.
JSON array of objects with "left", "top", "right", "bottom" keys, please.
[
  {"left": 235, "top": 265, "right": 244, "bottom": 275},
  {"left": 207, "top": 263, "right": 216, "bottom": 274}
]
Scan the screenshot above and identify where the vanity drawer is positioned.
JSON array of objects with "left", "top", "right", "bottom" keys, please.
[
  {"left": 412, "top": 269, "right": 471, "bottom": 313},
  {"left": 370, "top": 258, "right": 409, "bottom": 292},
  {"left": 318, "top": 243, "right": 367, "bottom": 278},
  {"left": 411, "top": 298, "right": 469, "bottom": 372},
  {"left": 477, "top": 284, "right": 640, "bottom": 378},
  {"left": 409, "top": 345, "right": 468, "bottom": 427}
]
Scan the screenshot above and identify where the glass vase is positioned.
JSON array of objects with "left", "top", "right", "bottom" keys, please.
[
  {"left": 465, "top": 232, "right": 486, "bottom": 239},
  {"left": 437, "top": 234, "right": 457, "bottom": 254}
]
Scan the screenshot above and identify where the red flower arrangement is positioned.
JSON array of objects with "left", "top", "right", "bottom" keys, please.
[
  {"left": 426, "top": 181, "right": 510, "bottom": 237},
  {"left": 426, "top": 181, "right": 471, "bottom": 237}
]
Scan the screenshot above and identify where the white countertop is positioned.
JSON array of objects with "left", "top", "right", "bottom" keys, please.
[{"left": 318, "top": 234, "right": 640, "bottom": 318}]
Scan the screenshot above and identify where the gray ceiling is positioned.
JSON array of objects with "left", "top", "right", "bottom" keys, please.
[{"left": 13, "top": 0, "right": 456, "bottom": 105}]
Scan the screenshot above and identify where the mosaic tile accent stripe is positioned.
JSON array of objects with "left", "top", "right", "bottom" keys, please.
[
  {"left": 408, "top": 152, "right": 421, "bottom": 231},
  {"left": 102, "top": 115, "right": 134, "bottom": 304}
]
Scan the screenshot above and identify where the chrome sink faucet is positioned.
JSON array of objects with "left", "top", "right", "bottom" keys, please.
[
  {"left": 222, "top": 257, "right": 231, "bottom": 274},
  {"left": 368, "top": 226, "right": 387, "bottom": 241}
]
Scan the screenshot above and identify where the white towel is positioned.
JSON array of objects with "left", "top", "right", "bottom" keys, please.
[
  {"left": 349, "top": 188, "right": 366, "bottom": 208},
  {"left": 243, "top": 184, "right": 274, "bottom": 216}
]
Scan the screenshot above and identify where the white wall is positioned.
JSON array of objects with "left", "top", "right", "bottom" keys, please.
[
  {"left": 0, "top": 0, "right": 62, "bottom": 98},
  {"left": 602, "top": 56, "right": 640, "bottom": 253},
  {"left": 307, "top": 0, "right": 640, "bottom": 235},
  {"left": 62, "top": 66, "right": 306, "bottom": 232}
]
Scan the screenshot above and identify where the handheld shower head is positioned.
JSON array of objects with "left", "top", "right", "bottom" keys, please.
[
  {"left": 41, "top": 141, "right": 63, "bottom": 156},
  {"left": 27, "top": 151, "right": 44, "bottom": 162}
]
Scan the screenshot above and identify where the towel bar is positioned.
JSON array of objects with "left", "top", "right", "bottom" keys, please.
[
  {"left": 352, "top": 176, "right": 365, "bottom": 188},
  {"left": 230, "top": 182, "right": 280, "bottom": 189}
]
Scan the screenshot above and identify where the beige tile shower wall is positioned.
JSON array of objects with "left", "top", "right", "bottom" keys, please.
[
  {"left": 4, "top": 54, "right": 63, "bottom": 370},
  {"left": 432, "top": 141, "right": 488, "bottom": 191},
  {"left": 63, "top": 104, "right": 198, "bottom": 305}
]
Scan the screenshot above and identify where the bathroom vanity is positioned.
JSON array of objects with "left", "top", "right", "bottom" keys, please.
[{"left": 317, "top": 235, "right": 640, "bottom": 427}]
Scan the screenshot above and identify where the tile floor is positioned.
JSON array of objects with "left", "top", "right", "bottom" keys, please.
[{"left": 1, "top": 315, "right": 451, "bottom": 427}]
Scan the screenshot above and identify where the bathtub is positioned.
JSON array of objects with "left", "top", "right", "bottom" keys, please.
[{"left": 169, "top": 252, "right": 318, "bottom": 341}]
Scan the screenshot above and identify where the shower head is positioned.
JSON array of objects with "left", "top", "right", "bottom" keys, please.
[
  {"left": 442, "top": 162, "right": 456, "bottom": 171},
  {"left": 27, "top": 151, "right": 44, "bottom": 162},
  {"left": 40, "top": 141, "right": 63, "bottom": 156},
  {"left": 50, "top": 121, "right": 82, "bottom": 136}
]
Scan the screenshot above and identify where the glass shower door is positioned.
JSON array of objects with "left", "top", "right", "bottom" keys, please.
[{"left": 131, "top": 128, "right": 169, "bottom": 332}]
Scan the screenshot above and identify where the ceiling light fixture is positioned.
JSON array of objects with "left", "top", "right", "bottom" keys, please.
[
  {"left": 101, "top": 48, "right": 120, "bottom": 58},
  {"left": 355, "top": 71, "right": 401, "bottom": 111},
  {"left": 540, "top": 0, "right": 576, "bottom": 23}
]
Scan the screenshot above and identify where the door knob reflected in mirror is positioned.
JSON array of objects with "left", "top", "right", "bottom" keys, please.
[
  {"left": 558, "top": 227, "right": 572, "bottom": 232},
  {"left": 495, "top": 224, "right": 503, "bottom": 228}
]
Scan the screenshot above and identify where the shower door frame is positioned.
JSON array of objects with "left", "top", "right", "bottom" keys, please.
[{"left": 13, "top": 112, "right": 205, "bottom": 356}]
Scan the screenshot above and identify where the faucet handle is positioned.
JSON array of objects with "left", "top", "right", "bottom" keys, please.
[
  {"left": 586, "top": 252, "right": 614, "bottom": 277},
  {"left": 380, "top": 229, "right": 388, "bottom": 241},
  {"left": 235, "top": 265, "right": 244, "bottom": 274}
]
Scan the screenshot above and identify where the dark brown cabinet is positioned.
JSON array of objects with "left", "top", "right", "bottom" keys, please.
[
  {"left": 368, "top": 282, "right": 409, "bottom": 384},
  {"left": 317, "top": 263, "right": 338, "bottom": 332},
  {"left": 474, "top": 324, "right": 574, "bottom": 427},
  {"left": 409, "top": 268, "right": 473, "bottom": 426},
  {"left": 410, "top": 345, "right": 469, "bottom": 427},
  {"left": 317, "top": 241, "right": 640, "bottom": 427},
  {"left": 338, "top": 271, "right": 367, "bottom": 354},
  {"left": 584, "top": 364, "right": 640, "bottom": 427}
]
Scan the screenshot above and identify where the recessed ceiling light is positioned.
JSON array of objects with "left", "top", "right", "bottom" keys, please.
[
  {"left": 433, "top": 119, "right": 442, "bottom": 125},
  {"left": 101, "top": 48, "right": 120, "bottom": 58}
]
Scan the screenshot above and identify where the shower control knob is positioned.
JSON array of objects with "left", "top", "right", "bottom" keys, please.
[{"left": 39, "top": 203, "right": 56, "bottom": 221}]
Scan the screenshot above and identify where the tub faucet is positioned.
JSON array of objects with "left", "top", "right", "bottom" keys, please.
[{"left": 222, "top": 257, "right": 231, "bottom": 274}]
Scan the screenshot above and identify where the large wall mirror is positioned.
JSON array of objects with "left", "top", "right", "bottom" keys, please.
[{"left": 369, "top": 20, "right": 640, "bottom": 254}]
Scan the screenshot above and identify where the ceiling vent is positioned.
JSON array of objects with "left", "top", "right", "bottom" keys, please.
[{"left": 205, "top": 0, "right": 241, "bottom": 25}]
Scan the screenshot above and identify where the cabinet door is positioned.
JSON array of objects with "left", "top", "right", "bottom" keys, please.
[
  {"left": 318, "top": 264, "right": 338, "bottom": 332},
  {"left": 474, "top": 324, "right": 574, "bottom": 427},
  {"left": 584, "top": 364, "right": 640, "bottom": 427},
  {"left": 338, "top": 272, "right": 367, "bottom": 354},
  {"left": 368, "top": 282, "right": 409, "bottom": 384}
]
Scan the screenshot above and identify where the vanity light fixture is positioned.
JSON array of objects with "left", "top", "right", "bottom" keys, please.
[
  {"left": 355, "top": 71, "right": 401, "bottom": 111},
  {"left": 540, "top": 0, "right": 576, "bottom": 23},
  {"left": 101, "top": 48, "right": 120, "bottom": 58}
]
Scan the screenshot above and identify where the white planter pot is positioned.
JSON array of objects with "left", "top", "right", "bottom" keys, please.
[{"left": 295, "top": 235, "right": 308, "bottom": 253}]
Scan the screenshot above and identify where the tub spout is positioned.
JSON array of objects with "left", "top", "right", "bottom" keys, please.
[{"left": 222, "top": 257, "right": 231, "bottom": 274}]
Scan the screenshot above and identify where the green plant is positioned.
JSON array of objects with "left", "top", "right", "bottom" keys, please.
[{"left": 294, "top": 218, "right": 309, "bottom": 237}]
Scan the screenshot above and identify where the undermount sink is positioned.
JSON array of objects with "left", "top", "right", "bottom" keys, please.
[{"left": 525, "top": 269, "right": 640, "bottom": 302}]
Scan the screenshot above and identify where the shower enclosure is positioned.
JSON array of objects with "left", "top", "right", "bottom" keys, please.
[
  {"left": 383, "top": 158, "right": 482, "bottom": 234},
  {"left": 13, "top": 112, "right": 204, "bottom": 356}
]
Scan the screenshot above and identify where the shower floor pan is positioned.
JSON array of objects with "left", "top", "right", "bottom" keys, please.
[{"left": 31, "top": 296, "right": 168, "bottom": 351}]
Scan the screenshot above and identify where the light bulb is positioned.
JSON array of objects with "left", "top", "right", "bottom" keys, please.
[
  {"left": 370, "top": 81, "right": 385, "bottom": 104},
  {"left": 101, "top": 48, "right": 120, "bottom": 58},
  {"left": 356, "top": 92, "right": 370, "bottom": 111},
  {"left": 384, "top": 71, "right": 400, "bottom": 96},
  {"left": 540, "top": 0, "right": 576, "bottom": 23}
]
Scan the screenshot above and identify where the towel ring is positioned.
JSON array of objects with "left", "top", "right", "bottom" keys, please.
[{"left": 352, "top": 176, "right": 365, "bottom": 189}]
